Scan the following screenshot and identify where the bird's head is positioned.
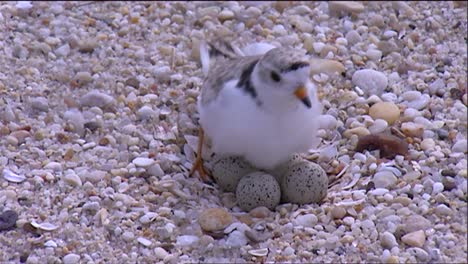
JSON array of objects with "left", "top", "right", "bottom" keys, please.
[{"left": 255, "top": 48, "right": 313, "bottom": 109}]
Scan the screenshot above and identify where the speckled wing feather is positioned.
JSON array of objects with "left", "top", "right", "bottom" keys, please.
[{"left": 200, "top": 52, "right": 262, "bottom": 105}]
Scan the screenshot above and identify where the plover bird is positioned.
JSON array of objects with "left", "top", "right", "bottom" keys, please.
[{"left": 190, "top": 40, "right": 323, "bottom": 182}]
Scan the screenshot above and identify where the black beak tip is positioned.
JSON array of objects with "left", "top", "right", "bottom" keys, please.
[{"left": 301, "top": 97, "right": 312, "bottom": 108}]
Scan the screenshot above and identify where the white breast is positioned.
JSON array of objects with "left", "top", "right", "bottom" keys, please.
[{"left": 199, "top": 81, "right": 322, "bottom": 170}]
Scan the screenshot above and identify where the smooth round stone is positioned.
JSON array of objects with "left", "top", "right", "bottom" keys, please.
[
  {"left": 366, "top": 49, "right": 383, "bottom": 61},
  {"left": 293, "top": 214, "right": 318, "bottom": 228},
  {"left": 373, "top": 171, "right": 397, "bottom": 189},
  {"left": 63, "top": 254, "right": 80, "bottom": 264},
  {"left": 369, "top": 102, "right": 400, "bottom": 125},
  {"left": 198, "top": 208, "right": 233, "bottom": 232},
  {"left": 154, "top": 247, "right": 169, "bottom": 260},
  {"left": 380, "top": 231, "right": 398, "bottom": 249},
  {"left": 30, "top": 97, "right": 49, "bottom": 112},
  {"left": 368, "top": 119, "right": 388, "bottom": 134},
  {"left": 331, "top": 206, "right": 347, "bottom": 219},
  {"left": 345, "top": 30, "right": 361, "bottom": 45},
  {"left": 318, "top": 114, "right": 338, "bottom": 130},
  {"left": 352, "top": 69, "right": 388, "bottom": 96},
  {"left": 63, "top": 173, "right": 82, "bottom": 187},
  {"left": 403, "top": 215, "right": 431, "bottom": 233},
  {"left": 212, "top": 156, "right": 255, "bottom": 192},
  {"left": 420, "top": 138, "right": 435, "bottom": 151},
  {"left": 236, "top": 172, "right": 281, "bottom": 211},
  {"left": 80, "top": 90, "right": 115, "bottom": 109},
  {"left": 280, "top": 160, "right": 328, "bottom": 204},
  {"left": 132, "top": 157, "right": 155, "bottom": 168}
]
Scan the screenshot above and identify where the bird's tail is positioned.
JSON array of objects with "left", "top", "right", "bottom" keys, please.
[{"left": 199, "top": 38, "right": 243, "bottom": 77}]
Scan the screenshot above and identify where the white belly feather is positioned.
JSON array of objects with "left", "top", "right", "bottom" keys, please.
[{"left": 198, "top": 80, "right": 321, "bottom": 170}]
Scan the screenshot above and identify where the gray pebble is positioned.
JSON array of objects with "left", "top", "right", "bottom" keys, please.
[
  {"left": 352, "top": 69, "right": 388, "bottom": 96},
  {"left": 30, "top": 97, "right": 49, "bottom": 112},
  {"left": 63, "top": 254, "right": 81, "bottom": 264},
  {"left": 80, "top": 91, "right": 115, "bottom": 110},
  {"left": 452, "top": 140, "right": 467, "bottom": 153},
  {"left": 373, "top": 171, "right": 397, "bottom": 189},
  {"left": 380, "top": 231, "right": 398, "bottom": 249}
]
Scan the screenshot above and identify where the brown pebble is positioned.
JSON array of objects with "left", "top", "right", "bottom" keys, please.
[
  {"left": 198, "top": 208, "right": 233, "bottom": 232},
  {"left": 330, "top": 206, "right": 347, "bottom": 219},
  {"left": 64, "top": 148, "right": 74, "bottom": 161},
  {"left": 10, "top": 130, "right": 31, "bottom": 144},
  {"left": 355, "top": 133, "right": 408, "bottom": 159},
  {"left": 249, "top": 206, "right": 271, "bottom": 218},
  {"left": 125, "top": 77, "right": 140, "bottom": 89}
]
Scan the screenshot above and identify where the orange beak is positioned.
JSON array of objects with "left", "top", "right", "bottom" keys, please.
[{"left": 294, "top": 86, "right": 311, "bottom": 108}]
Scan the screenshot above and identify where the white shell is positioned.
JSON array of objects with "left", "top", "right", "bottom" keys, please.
[
  {"left": 379, "top": 166, "right": 402, "bottom": 177},
  {"left": 3, "top": 169, "right": 26, "bottom": 183},
  {"left": 334, "top": 199, "right": 366, "bottom": 207},
  {"left": 342, "top": 173, "right": 361, "bottom": 190},
  {"left": 248, "top": 248, "right": 269, "bottom": 257},
  {"left": 31, "top": 220, "right": 59, "bottom": 231},
  {"left": 139, "top": 212, "right": 158, "bottom": 224},
  {"left": 44, "top": 240, "right": 58, "bottom": 248}
]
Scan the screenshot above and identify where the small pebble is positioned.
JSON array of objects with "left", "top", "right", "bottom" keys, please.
[
  {"left": 368, "top": 119, "right": 388, "bottom": 134},
  {"left": 401, "top": 230, "right": 426, "bottom": 248},
  {"left": 80, "top": 91, "right": 115, "bottom": 110},
  {"left": 329, "top": 1, "right": 364, "bottom": 16},
  {"left": 380, "top": 231, "right": 398, "bottom": 249},
  {"left": 420, "top": 138, "right": 435, "bottom": 151},
  {"left": 435, "top": 204, "right": 452, "bottom": 216},
  {"left": 401, "top": 122, "right": 424, "bottom": 138},
  {"left": 452, "top": 140, "right": 467, "bottom": 153},
  {"left": 132, "top": 157, "right": 155, "bottom": 168},
  {"left": 0, "top": 210, "right": 18, "bottom": 231},
  {"left": 198, "top": 208, "right": 233, "bottom": 232},
  {"left": 352, "top": 69, "right": 388, "bottom": 96},
  {"left": 154, "top": 247, "right": 169, "bottom": 260},
  {"left": 30, "top": 97, "right": 49, "bottom": 112},
  {"left": 63, "top": 254, "right": 80, "bottom": 264},
  {"left": 369, "top": 102, "right": 400, "bottom": 125},
  {"left": 331, "top": 206, "right": 347, "bottom": 219},
  {"left": 373, "top": 171, "right": 397, "bottom": 189},
  {"left": 293, "top": 214, "right": 318, "bottom": 228}
]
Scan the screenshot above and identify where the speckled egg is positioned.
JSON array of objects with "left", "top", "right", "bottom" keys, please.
[
  {"left": 236, "top": 172, "right": 281, "bottom": 211},
  {"left": 279, "top": 160, "right": 328, "bottom": 205},
  {"left": 212, "top": 156, "right": 255, "bottom": 192},
  {"left": 267, "top": 154, "right": 303, "bottom": 181}
]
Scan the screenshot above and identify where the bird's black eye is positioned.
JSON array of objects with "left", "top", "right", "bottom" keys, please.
[{"left": 271, "top": 71, "right": 281, "bottom": 82}]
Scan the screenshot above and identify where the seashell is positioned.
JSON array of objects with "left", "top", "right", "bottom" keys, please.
[
  {"left": 30, "top": 220, "right": 59, "bottom": 231},
  {"left": 379, "top": 166, "right": 402, "bottom": 177},
  {"left": 334, "top": 199, "right": 366, "bottom": 207},
  {"left": 44, "top": 240, "right": 58, "bottom": 248},
  {"left": 342, "top": 173, "right": 361, "bottom": 190},
  {"left": 3, "top": 169, "right": 26, "bottom": 183},
  {"left": 248, "top": 248, "right": 269, "bottom": 257},
  {"left": 140, "top": 212, "right": 158, "bottom": 224},
  {"left": 137, "top": 237, "right": 152, "bottom": 247}
]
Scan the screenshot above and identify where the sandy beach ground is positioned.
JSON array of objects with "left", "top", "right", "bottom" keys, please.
[{"left": 0, "top": 1, "right": 466, "bottom": 263}]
